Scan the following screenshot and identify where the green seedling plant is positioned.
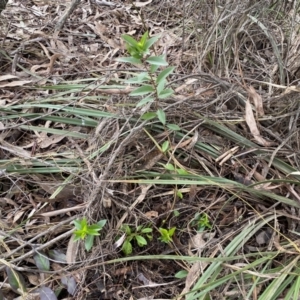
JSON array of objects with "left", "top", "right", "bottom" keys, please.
[
  {"left": 121, "top": 224, "right": 153, "bottom": 255},
  {"left": 158, "top": 227, "right": 176, "bottom": 244},
  {"left": 73, "top": 218, "right": 106, "bottom": 251},
  {"left": 163, "top": 163, "right": 190, "bottom": 199},
  {"left": 164, "top": 162, "right": 190, "bottom": 175},
  {"left": 117, "top": 31, "right": 179, "bottom": 131},
  {"left": 192, "top": 213, "right": 212, "bottom": 232}
]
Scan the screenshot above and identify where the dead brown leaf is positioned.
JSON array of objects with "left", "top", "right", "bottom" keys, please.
[
  {"left": 66, "top": 235, "right": 79, "bottom": 264},
  {"left": 247, "top": 86, "right": 264, "bottom": 117},
  {"left": 13, "top": 210, "right": 25, "bottom": 224},
  {"left": 134, "top": 0, "right": 152, "bottom": 7},
  {"left": 245, "top": 99, "right": 275, "bottom": 146},
  {"left": 256, "top": 229, "right": 272, "bottom": 245},
  {"left": 114, "top": 266, "right": 132, "bottom": 276},
  {"left": 39, "top": 203, "right": 86, "bottom": 217},
  {"left": 39, "top": 134, "right": 66, "bottom": 149},
  {"left": 188, "top": 185, "right": 198, "bottom": 202},
  {"left": 0, "top": 75, "right": 19, "bottom": 81},
  {"left": 0, "top": 80, "right": 32, "bottom": 88},
  {"left": 144, "top": 210, "right": 158, "bottom": 219},
  {"left": 180, "top": 232, "right": 210, "bottom": 298}
]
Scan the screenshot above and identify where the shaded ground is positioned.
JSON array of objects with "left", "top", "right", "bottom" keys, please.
[{"left": 1, "top": 0, "right": 300, "bottom": 299}]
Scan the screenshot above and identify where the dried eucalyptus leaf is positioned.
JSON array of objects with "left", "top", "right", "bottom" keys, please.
[
  {"left": 39, "top": 286, "right": 58, "bottom": 300},
  {"left": 61, "top": 276, "right": 77, "bottom": 295}
]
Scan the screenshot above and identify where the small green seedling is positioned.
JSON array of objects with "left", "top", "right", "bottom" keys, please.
[
  {"left": 73, "top": 218, "right": 106, "bottom": 251},
  {"left": 164, "top": 163, "right": 189, "bottom": 175},
  {"left": 161, "top": 140, "right": 169, "bottom": 153},
  {"left": 158, "top": 227, "right": 176, "bottom": 244},
  {"left": 192, "top": 213, "right": 212, "bottom": 232},
  {"left": 121, "top": 224, "right": 153, "bottom": 255},
  {"left": 173, "top": 210, "right": 180, "bottom": 217},
  {"left": 174, "top": 270, "right": 188, "bottom": 279},
  {"left": 117, "top": 32, "right": 175, "bottom": 123},
  {"left": 176, "top": 190, "right": 183, "bottom": 199}
]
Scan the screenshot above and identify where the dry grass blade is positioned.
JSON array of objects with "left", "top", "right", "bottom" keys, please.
[
  {"left": 247, "top": 85, "right": 264, "bottom": 117},
  {"left": 247, "top": 14, "right": 285, "bottom": 85},
  {"left": 245, "top": 99, "right": 274, "bottom": 146}
]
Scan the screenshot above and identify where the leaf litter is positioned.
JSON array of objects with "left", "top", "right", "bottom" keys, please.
[{"left": 1, "top": 0, "right": 300, "bottom": 299}]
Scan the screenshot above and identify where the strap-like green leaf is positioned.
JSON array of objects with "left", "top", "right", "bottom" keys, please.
[
  {"left": 156, "top": 108, "right": 166, "bottom": 125},
  {"left": 158, "top": 88, "right": 174, "bottom": 99},
  {"left": 145, "top": 35, "right": 161, "bottom": 49},
  {"left": 157, "top": 66, "right": 175, "bottom": 84},
  {"left": 130, "top": 85, "right": 154, "bottom": 96},
  {"left": 146, "top": 55, "right": 168, "bottom": 66},
  {"left": 121, "top": 34, "right": 139, "bottom": 48}
]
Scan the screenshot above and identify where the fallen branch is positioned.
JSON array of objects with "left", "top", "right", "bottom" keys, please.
[{"left": 55, "top": 0, "right": 81, "bottom": 32}]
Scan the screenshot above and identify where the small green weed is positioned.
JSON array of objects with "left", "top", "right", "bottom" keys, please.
[
  {"left": 192, "top": 213, "right": 212, "bottom": 232},
  {"left": 164, "top": 162, "right": 189, "bottom": 175},
  {"left": 117, "top": 31, "right": 179, "bottom": 131},
  {"left": 121, "top": 224, "right": 153, "bottom": 255},
  {"left": 72, "top": 218, "right": 106, "bottom": 251},
  {"left": 158, "top": 227, "right": 176, "bottom": 244}
]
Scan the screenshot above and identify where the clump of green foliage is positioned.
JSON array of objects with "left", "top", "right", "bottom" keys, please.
[
  {"left": 117, "top": 31, "right": 179, "bottom": 131},
  {"left": 192, "top": 213, "right": 212, "bottom": 232},
  {"left": 158, "top": 227, "right": 176, "bottom": 243},
  {"left": 73, "top": 218, "right": 106, "bottom": 251},
  {"left": 121, "top": 224, "right": 153, "bottom": 255}
]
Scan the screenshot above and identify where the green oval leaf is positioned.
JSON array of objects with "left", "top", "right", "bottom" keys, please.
[
  {"left": 136, "top": 96, "right": 154, "bottom": 107},
  {"left": 122, "top": 224, "right": 131, "bottom": 235},
  {"left": 85, "top": 229, "right": 100, "bottom": 236},
  {"left": 122, "top": 240, "right": 132, "bottom": 255},
  {"left": 150, "top": 64, "right": 160, "bottom": 73},
  {"left": 121, "top": 34, "right": 139, "bottom": 48},
  {"left": 167, "top": 124, "right": 181, "bottom": 131},
  {"left": 156, "top": 108, "right": 166, "bottom": 125},
  {"left": 146, "top": 55, "right": 168, "bottom": 66},
  {"left": 157, "top": 78, "right": 166, "bottom": 94},
  {"left": 161, "top": 140, "right": 169, "bottom": 153},
  {"left": 176, "top": 168, "right": 189, "bottom": 175},
  {"left": 157, "top": 66, "right": 175, "bottom": 84},
  {"left": 165, "top": 163, "right": 175, "bottom": 171},
  {"left": 34, "top": 252, "right": 50, "bottom": 271},
  {"left": 130, "top": 85, "right": 154, "bottom": 96},
  {"left": 141, "top": 112, "right": 157, "bottom": 120},
  {"left": 173, "top": 210, "right": 180, "bottom": 217},
  {"left": 158, "top": 88, "right": 174, "bottom": 99},
  {"left": 176, "top": 190, "right": 183, "bottom": 199},
  {"left": 97, "top": 219, "right": 107, "bottom": 228},
  {"left": 6, "top": 267, "right": 26, "bottom": 293},
  {"left": 85, "top": 235, "right": 94, "bottom": 252},
  {"left": 169, "top": 227, "right": 176, "bottom": 236},
  {"left": 141, "top": 228, "right": 153, "bottom": 233},
  {"left": 125, "top": 72, "right": 149, "bottom": 83},
  {"left": 138, "top": 31, "right": 149, "bottom": 49},
  {"left": 175, "top": 270, "right": 188, "bottom": 279},
  {"left": 135, "top": 235, "right": 147, "bottom": 247},
  {"left": 145, "top": 35, "right": 161, "bottom": 49}
]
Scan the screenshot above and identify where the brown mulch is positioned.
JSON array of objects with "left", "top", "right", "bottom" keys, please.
[{"left": 1, "top": 0, "right": 300, "bottom": 299}]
